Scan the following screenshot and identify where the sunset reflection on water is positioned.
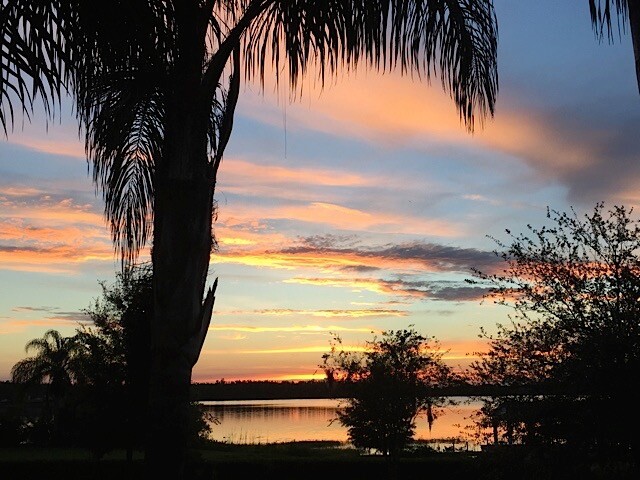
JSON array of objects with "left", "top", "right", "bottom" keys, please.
[{"left": 200, "top": 397, "right": 483, "bottom": 449}]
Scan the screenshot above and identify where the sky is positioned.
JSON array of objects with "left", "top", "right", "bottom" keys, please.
[{"left": 1, "top": 1, "right": 639, "bottom": 382}]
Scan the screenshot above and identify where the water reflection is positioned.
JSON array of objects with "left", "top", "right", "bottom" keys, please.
[{"left": 200, "top": 397, "right": 483, "bottom": 449}]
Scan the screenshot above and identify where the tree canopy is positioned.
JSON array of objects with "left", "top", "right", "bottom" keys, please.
[
  {"left": 469, "top": 203, "right": 640, "bottom": 454},
  {"left": 321, "top": 327, "right": 452, "bottom": 460}
]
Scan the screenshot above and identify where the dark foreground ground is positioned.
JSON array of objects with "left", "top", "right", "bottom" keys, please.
[{"left": 0, "top": 441, "right": 637, "bottom": 480}]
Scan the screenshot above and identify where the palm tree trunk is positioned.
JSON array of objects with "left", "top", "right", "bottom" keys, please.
[
  {"left": 143, "top": 4, "right": 216, "bottom": 475},
  {"left": 145, "top": 87, "right": 216, "bottom": 477}
]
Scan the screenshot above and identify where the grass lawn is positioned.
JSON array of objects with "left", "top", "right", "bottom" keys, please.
[{"left": 0, "top": 441, "right": 637, "bottom": 479}]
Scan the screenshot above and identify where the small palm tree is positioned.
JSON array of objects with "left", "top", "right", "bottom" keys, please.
[
  {"left": 11, "top": 329, "right": 82, "bottom": 441},
  {"left": 11, "top": 329, "right": 81, "bottom": 393}
]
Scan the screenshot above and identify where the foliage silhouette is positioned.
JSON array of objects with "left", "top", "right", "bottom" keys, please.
[
  {"left": 9, "top": 266, "right": 211, "bottom": 456},
  {"left": 10, "top": 329, "right": 84, "bottom": 444},
  {"left": 469, "top": 203, "right": 640, "bottom": 461},
  {"left": 321, "top": 327, "right": 453, "bottom": 464},
  {"left": 589, "top": 1, "right": 640, "bottom": 93},
  {"left": 75, "top": 264, "right": 153, "bottom": 458}
]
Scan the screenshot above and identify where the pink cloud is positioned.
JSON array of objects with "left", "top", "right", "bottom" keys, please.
[
  {"left": 240, "top": 70, "right": 611, "bottom": 186},
  {"left": 217, "top": 201, "right": 461, "bottom": 238}
]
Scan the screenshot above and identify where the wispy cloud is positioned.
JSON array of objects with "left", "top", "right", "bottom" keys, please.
[
  {"left": 209, "top": 324, "right": 379, "bottom": 334},
  {"left": 203, "top": 345, "right": 368, "bottom": 355},
  {"left": 215, "top": 308, "right": 408, "bottom": 318},
  {"left": 0, "top": 186, "right": 116, "bottom": 272},
  {"left": 281, "top": 235, "right": 500, "bottom": 273},
  {"left": 285, "top": 277, "right": 489, "bottom": 302},
  {"left": 216, "top": 201, "right": 462, "bottom": 237},
  {"left": 0, "top": 315, "right": 90, "bottom": 335},
  {"left": 215, "top": 234, "right": 499, "bottom": 276},
  {"left": 241, "top": 70, "right": 640, "bottom": 211},
  {"left": 8, "top": 137, "right": 85, "bottom": 160},
  {"left": 220, "top": 158, "right": 377, "bottom": 188},
  {"left": 0, "top": 244, "right": 114, "bottom": 272}
]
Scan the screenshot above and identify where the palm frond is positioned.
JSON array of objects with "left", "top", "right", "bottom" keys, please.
[
  {"left": 24, "top": 329, "right": 62, "bottom": 354},
  {"left": 11, "top": 357, "right": 48, "bottom": 384},
  {"left": 72, "top": 1, "right": 172, "bottom": 266},
  {"left": 208, "top": 47, "right": 241, "bottom": 177},
  {"left": 242, "top": 0, "right": 498, "bottom": 131},
  {"left": 11, "top": 329, "right": 80, "bottom": 385},
  {"left": 589, "top": 0, "right": 640, "bottom": 94},
  {"left": 83, "top": 77, "right": 162, "bottom": 266},
  {"left": 0, "top": 0, "right": 74, "bottom": 134},
  {"left": 590, "top": 0, "right": 628, "bottom": 40}
]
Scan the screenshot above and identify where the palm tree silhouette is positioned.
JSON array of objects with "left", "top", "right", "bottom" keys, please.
[
  {"left": 11, "top": 329, "right": 82, "bottom": 441},
  {"left": 11, "top": 329, "right": 80, "bottom": 393},
  {"left": 1, "top": 1, "right": 499, "bottom": 476}
]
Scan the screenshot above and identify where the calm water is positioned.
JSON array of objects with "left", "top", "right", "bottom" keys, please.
[{"left": 200, "top": 397, "right": 483, "bottom": 450}]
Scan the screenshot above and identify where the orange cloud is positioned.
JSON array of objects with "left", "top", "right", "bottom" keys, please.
[
  {"left": 241, "top": 69, "right": 465, "bottom": 145},
  {"left": 192, "top": 369, "right": 327, "bottom": 383},
  {"left": 214, "top": 232, "right": 496, "bottom": 278},
  {"left": 0, "top": 220, "right": 107, "bottom": 245},
  {"left": 215, "top": 241, "right": 471, "bottom": 275},
  {"left": 215, "top": 309, "right": 407, "bottom": 318},
  {"left": 202, "top": 344, "right": 368, "bottom": 355},
  {"left": 0, "top": 317, "right": 89, "bottom": 335},
  {"left": 220, "top": 159, "right": 376, "bottom": 188},
  {"left": 0, "top": 187, "right": 119, "bottom": 272},
  {"left": 0, "top": 245, "right": 115, "bottom": 273},
  {"left": 216, "top": 201, "right": 461, "bottom": 238},
  {"left": 214, "top": 226, "right": 290, "bottom": 251},
  {"left": 283, "top": 277, "right": 425, "bottom": 298},
  {"left": 214, "top": 249, "right": 364, "bottom": 271},
  {"left": 242, "top": 69, "right": 604, "bottom": 182},
  {"left": 8, "top": 135, "right": 85, "bottom": 159},
  {"left": 209, "top": 324, "right": 380, "bottom": 334},
  {"left": 2, "top": 199, "right": 105, "bottom": 227}
]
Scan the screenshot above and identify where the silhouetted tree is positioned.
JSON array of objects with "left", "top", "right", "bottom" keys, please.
[
  {"left": 8, "top": 267, "right": 210, "bottom": 455},
  {"left": 1, "top": 2, "right": 499, "bottom": 476},
  {"left": 10, "top": 329, "right": 83, "bottom": 443},
  {"left": 75, "top": 264, "right": 152, "bottom": 458},
  {"left": 469, "top": 203, "right": 640, "bottom": 458},
  {"left": 321, "top": 328, "right": 452, "bottom": 465}
]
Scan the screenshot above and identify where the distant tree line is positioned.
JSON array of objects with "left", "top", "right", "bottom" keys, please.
[
  {"left": 189, "top": 379, "right": 529, "bottom": 401},
  {"left": 190, "top": 379, "right": 336, "bottom": 401}
]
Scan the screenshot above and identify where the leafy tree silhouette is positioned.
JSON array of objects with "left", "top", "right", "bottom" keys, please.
[
  {"left": 469, "top": 203, "right": 640, "bottom": 460},
  {"left": 321, "top": 327, "right": 453, "bottom": 472},
  {"left": 76, "top": 264, "right": 152, "bottom": 458}
]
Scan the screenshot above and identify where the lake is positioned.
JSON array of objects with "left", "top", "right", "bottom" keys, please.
[{"left": 200, "top": 397, "right": 484, "bottom": 450}]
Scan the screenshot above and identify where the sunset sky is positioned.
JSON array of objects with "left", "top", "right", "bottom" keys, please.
[{"left": 1, "top": 1, "right": 639, "bottom": 382}]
